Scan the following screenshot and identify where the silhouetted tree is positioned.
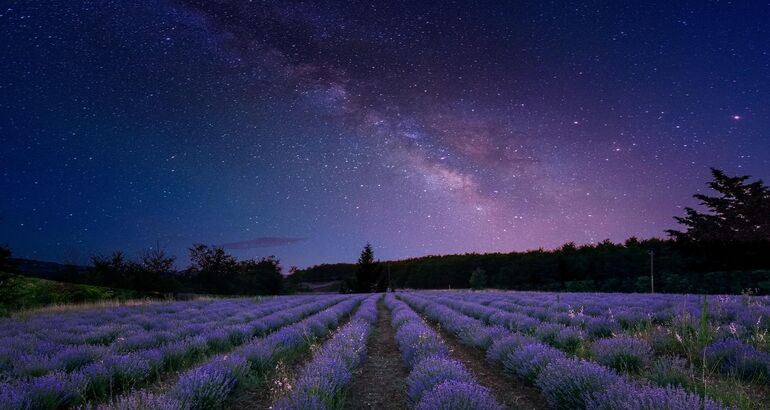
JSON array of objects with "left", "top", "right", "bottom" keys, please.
[
  {"left": 0, "top": 244, "right": 13, "bottom": 272},
  {"left": 136, "top": 245, "right": 178, "bottom": 292},
  {"left": 354, "top": 243, "right": 378, "bottom": 293},
  {"left": 91, "top": 251, "right": 133, "bottom": 287},
  {"left": 236, "top": 256, "right": 283, "bottom": 295},
  {"left": 188, "top": 244, "right": 237, "bottom": 293},
  {"left": 469, "top": 267, "right": 487, "bottom": 289},
  {"left": 668, "top": 168, "right": 770, "bottom": 242}
]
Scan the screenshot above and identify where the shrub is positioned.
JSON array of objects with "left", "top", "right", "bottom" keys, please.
[
  {"left": 648, "top": 356, "right": 690, "bottom": 388},
  {"left": 535, "top": 358, "right": 623, "bottom": 409},
  {"left": 104, "top": 391, "right": 182, "bottom": 410},
  {"left": 503, "top": 343, "right": 566, "bottom": 381},
  {"left": 535, "top": 322, "right": 566, "bottom": 345},
  {"left": 173, "top": 354, "right": 248, "bottom": 409},
  {"left": 408, "top": 356, "right": 474, "bottom": 403},
  {"left": 486, "top": 334, "right": 537, "bottom": 363},
  {"left": 704, "top": 339, "right": 770, "bottom": 382},
  {"left": 554, "top": 327, "right": 584, "bottom": 353},
  {"left": 585, "top": 317, "right": 620, "bottom": 338},
  {"left": 395, "top": 322, "right": 448, "bottom": 366},
  {"left": 591, "top": 335, "right": 652, "bottom": 373},
  {"left": 415, "top": 380, "right": 502, "bottom": 410},
  {"left": 293, "top": 356, "right": 352, "bottom": 402},
  {"left": 585, "top": 382, "right": 727, "bottom": 410}
]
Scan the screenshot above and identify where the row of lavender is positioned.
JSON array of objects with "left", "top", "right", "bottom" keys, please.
[
  {"left": 400, "top": 292, "right": 729, "bottom": 410},
  {"left": 386, "top": 294, "right": 503, "bottom": 410},
  {"left": 445, "top": 291, "right": 770, "bottom": 384},
  {"left": 272, "top": 294, "right": 381, "bottom": 409},
  {"left": 1, "top": 297, "right": 314, "bottom": 379},
  {"left": 473, "top": 291, "right": 770, "bottom": 343},
  {"left": 95, "top": 295, "right": 366, "bottom": 409},
  {"left": 0, "top": 295, "right": 357, "bottom": 409}
]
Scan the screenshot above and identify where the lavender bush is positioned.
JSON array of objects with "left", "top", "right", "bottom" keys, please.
[
  {"left": 407, "top": 355, "right": 474, "bottom": 403},
  {"left": 535, "top": 358, "right": 623, "bottom": 409},
  {"left": 415, "top": 380, "right": 502, "bottom": 410},
  {"left": 591, "top": 335, "right": 652, "bottom": 373}
]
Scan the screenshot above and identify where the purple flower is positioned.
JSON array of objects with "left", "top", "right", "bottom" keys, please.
[
  {"left": 585, "top": 382, "right": 728, "bottom": 410},
  {"left": 242, "top": 341, "right": 276, "bottom": 373},
  {"left": 705, "top": 338, "right": 770, "bottom": 381},
  {"left": 585, "top": 316, "right": 620, "bottom": 339},
  {"left": 503, "top": 343, "right": 567, "bottom": 381},
  {"left": 415, "top": 380, "right": 502, "bottom": 410},
  {"left": 535, "top": 358, "right": 623, "bottom": 409},
  {"left": 395, "top": 322, "right": 449, "bottom": 366},
  {"left": 103, "top": 391, "right": 182, "bottom": 410},
  {"left": 535, "top": 322, "right": 567, "bottom": 345},
  {"left": 173, "top": 354, "right": 248, "bottom": 410},
  {"left": 0, "top": 383, "right": 25, "bottom": 410},
  {"left": 294, "top": 356, "right": 352, "bottom": 397},
  {"left": 554, "top": 326, "right": 584, "bottom": 353},
  {"left": 22, "top": 371, "right": 76, "bottom": 410},
  {"left": 104, "top": 354, "right": 152, "bottom": 389},
  {"left": 486, "top": 334, "right": 537, "bottom": 364},
  {"left": 53, "top": 345, "right": 105, "bottom": 372},
  {"left": 591, "top": 335, "right": 652, "bottom": 373},
  {"left": 407, "top": 356, "right": 474, "bottom": 403},
  {"left": 273, "top": 391, "right": 327, "bottom": 410}
]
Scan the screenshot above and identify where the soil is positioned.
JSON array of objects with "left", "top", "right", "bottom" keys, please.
[{"left": 343, "top": 299, "right": 410, "bottom": 410}]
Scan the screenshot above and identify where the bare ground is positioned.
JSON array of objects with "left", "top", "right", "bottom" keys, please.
[{"left": 343, "top": 299, "right": 410, "bottom": 410}]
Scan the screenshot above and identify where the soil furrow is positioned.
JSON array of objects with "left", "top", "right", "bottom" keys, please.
[{"left": 344, "top": 298, "right": 410, "bottom": 410}]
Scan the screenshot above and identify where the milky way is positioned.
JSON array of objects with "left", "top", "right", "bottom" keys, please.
[{"left": 1, "top": 1, "right": 769, "bottom": 268}]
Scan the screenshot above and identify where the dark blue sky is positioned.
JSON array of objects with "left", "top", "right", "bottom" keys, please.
[{"left": 1, "top": 1, "right": 769, "bottom": 269}]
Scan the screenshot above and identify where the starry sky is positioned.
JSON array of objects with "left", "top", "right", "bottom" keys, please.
[{"left": 1, "top": 1, "right": 769, "bottom": 269}]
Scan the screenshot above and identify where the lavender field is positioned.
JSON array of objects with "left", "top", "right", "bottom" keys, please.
[{"left": 1, "top": 291, "right": 769, "bottom": 410}]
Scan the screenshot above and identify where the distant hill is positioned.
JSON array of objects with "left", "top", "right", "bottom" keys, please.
[
  {"left": 0, "top": 271, "right": 156, "bottom": 316},
  {"left": 9, "top": 258, "right": 89, "bottom": 280},
  {"left": 287, "top": 263, "right": 356, "bottom": 284}
]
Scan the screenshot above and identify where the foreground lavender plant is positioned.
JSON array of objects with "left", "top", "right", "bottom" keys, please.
[
  {"left": 272, "top": 295, "right": 379, "bottom": 410},
  {"left": 591, "top": 335, "right": 652, "bottom": 373},
  {"left": 414, "top": 380, "right": 502, "bottom": 410},
  {"left": 585, "top": 382, "right": 726, "bottom": 410},
  {"left": 387, "top": 295, "right": 503, "bottom": 410},
  {"left": 535, "top": 357, "right": 624, "bottom": 410},
  {"left": 704, "top": 338, "right": 770, "bottom": 382}
]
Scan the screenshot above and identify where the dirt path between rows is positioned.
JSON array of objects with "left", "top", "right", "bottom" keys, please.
[
  {"left": 429, "top": 319, "right": 550, "bottom": 410},
  {"left": 344, "top": 299, "right": 409, "bottom": 410}
]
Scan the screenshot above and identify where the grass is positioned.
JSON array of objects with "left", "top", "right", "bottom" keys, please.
[{"left": 0, "top": 271, "right": 159, "bottom": 316}]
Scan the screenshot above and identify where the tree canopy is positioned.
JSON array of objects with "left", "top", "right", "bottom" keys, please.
[{"left": 668, "top": 168, "right": 770, "bottom": 242}]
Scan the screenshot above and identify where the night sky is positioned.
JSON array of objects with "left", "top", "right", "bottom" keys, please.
[{"left": 2, "top": 1, "right": 769, "bottom": 269}]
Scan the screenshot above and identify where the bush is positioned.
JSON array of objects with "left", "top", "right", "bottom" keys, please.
[
  {"left": 585, "top": 382, "right": 726, "bottom": 410},
  {"left": 408, "top": 356, "right": 474, "bottom": 403},
  {"left": 535, "top": 358, "right": 623, "bottom": 410},
  {"left": 704, "top": 339, "right": 770, "bottom": 382},
  {"left": 415, "top": 380, "right": 502, "bottom": 410},
  {"left": 648, "top": 356, "right": 690, "bottom": 388},
  {"left": 503, "top": 343, "right": 567, "bottom": 381},
  {"left": 591, "top": 335, "right": 652, "bottom": 373}
]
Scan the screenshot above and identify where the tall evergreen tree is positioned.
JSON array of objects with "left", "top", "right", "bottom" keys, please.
[
  {"left": 354, "top": 243, "right": 378, "bottom": 293},
  {"left": 668, "top": 168, "right": 770, "bottom": 241}
]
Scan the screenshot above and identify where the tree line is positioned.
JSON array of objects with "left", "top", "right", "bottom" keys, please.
[
  {"left": 0, "top": 243, "right": 283, "bottom": 296},
  {"left": 289, "top": 168, "right": 770, "bottom": 295}
]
